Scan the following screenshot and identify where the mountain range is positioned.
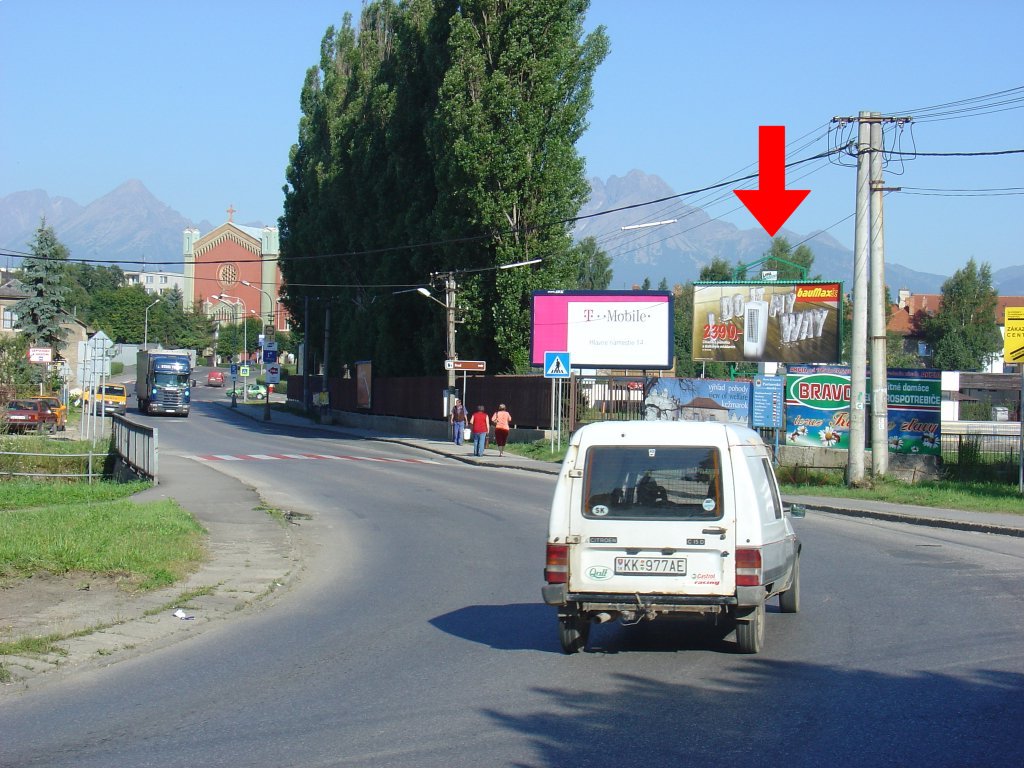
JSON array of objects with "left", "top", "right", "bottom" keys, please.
[{"left": 1, "top": 174, "right": 1013, "bottom": 295}]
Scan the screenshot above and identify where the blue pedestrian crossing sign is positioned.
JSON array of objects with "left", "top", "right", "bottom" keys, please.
[{"left": 544, "top": 351, "right": 571, "bottom": 379}]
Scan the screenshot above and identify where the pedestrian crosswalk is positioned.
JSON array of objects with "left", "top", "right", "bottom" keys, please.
[{"left": 187, "top": 452, "right": 439, "bottom": 465}]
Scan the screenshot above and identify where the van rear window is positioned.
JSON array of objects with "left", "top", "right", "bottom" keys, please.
[{"left": 583, "top": 445, "right": 723, "bottom": 520}]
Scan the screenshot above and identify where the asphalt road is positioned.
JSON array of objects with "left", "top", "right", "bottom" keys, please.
[{"left": 2, "top": 397, "right": 1023, "bottom": 767}]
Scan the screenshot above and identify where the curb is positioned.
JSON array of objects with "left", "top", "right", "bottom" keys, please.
[
  {"left": 220, "top": 400, "right": 1024, "bottom": 538},
  {"left": 790, "top": 499, "right": 1024, "bottom": 538}
]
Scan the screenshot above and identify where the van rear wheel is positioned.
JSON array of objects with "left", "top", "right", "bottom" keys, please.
[
  {"left": 558, "top": 614, "right": 590, "bottom": 654},
  {"left": 779, "top": 556, "right": 800, "bottom": 614},
  {"left": 735, "top": 602, "right": 765, "bottom": 654}
]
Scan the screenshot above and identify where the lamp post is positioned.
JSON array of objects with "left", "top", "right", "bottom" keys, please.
[
  {"left": 240, "top": 280, "right": 275, "bottom": 327},
  {"left": 143, "top": 298, "right": 161, "bottom": 350},
  {"left": 417, "top": 258, "right": 541, "bottom": 412},
  {"left": 213, "top": 294, "right": 247, "bottom": 405},
  {"left": 241, "top": 281, "right": 276, "bottom": 422},
  {"left": 417, "top": 280, "right": 457, "bottom": 397}
]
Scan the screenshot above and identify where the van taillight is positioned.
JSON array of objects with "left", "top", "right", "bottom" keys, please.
[
  {"left": 735, "top": 548, "right": 762, "bottom": 586},
  {"left": 545, "top": 543, "right": 569, "bottom": 583}
]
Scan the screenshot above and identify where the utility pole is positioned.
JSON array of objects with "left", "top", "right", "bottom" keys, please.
[
  {"left": 869, "top": 113, "right": 890, "bottom": 476},
  {"left": 848, "top": 112, "right": 872, "bottom": 485},
  {"left": 833, "top": 112, "right": 911, "bottom": 485},
  {"left": 303, "top": 295, "right": 310, "bottom": 413},
  {"left": 445, "top": 271, "right": 457, "bottom": 396},
  {"left": 323, "top": 304, "right": 330, "bottom": 418}
]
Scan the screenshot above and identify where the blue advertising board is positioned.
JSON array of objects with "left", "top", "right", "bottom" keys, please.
[
  {"left": 751, "top": 376, "right": 785, "bottom": 428},
  {"left": 643, "top": 378, "right": 752, "bottom": 426}
]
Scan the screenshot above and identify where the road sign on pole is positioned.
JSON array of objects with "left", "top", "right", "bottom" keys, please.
[
  {"left": 544, "top": 351, "right": 571, "bottom": 379},
  {"left": 448, "top": 359, "right": 486, "bottom": 371}
]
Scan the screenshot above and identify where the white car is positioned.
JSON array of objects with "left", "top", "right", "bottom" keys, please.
[{"left": 542, "top": 420, "right": 804, "bottom": 654}]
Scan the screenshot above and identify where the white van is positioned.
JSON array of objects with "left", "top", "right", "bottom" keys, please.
[{"left": 542, "top": 420, "right": 804, "bottom": 654}]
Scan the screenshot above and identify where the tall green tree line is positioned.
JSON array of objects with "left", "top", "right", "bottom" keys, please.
[{"left": 280, "top": 0, "right": 609, "bottom": 375}]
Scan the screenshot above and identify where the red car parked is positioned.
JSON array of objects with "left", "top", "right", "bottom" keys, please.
[{"left": 3, "top": 399, "right": 59, "bottom": 434}]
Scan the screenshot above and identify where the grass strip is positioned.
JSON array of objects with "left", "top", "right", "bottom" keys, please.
[
  {"left": 0, "top": 497, "right": 207, "bottom": 590},
  {"left": 0, "top": 478, "right": 149, "bottom": 511}
]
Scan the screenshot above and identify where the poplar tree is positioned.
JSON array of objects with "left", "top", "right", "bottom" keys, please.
[{"left": 280, "top": 0, "right": 608, "bottom": 375}]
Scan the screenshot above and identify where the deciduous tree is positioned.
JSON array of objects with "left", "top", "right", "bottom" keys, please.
[{"left": 923, "top": 258, "right": 1002, "bottom": 371}]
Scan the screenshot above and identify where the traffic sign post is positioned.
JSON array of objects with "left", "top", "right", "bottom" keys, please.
[
  {"left": 1009, "top": 308, "right": 1024, "bottom": 493},
  {"left": 543, "top": 352, "right": 571, "bottom": 451}
]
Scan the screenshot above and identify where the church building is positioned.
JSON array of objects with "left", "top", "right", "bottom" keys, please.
[{"left": 182, "top": 206, "right": 288, "bottom": 333}]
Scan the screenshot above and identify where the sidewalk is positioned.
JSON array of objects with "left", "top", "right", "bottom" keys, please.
[
  {"left": 0, "top": 450, "right": 300, "bottom": 693},
  {"left": 229, "top": 401, "right": 1024, "bottom": 539}
]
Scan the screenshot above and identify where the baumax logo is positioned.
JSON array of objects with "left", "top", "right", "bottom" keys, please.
[
  {"left": 796, "top": 284, "right": 840, "bottom": 301},
  {"left": 586, "top": 565, "right": 613, "bottom": 581}
]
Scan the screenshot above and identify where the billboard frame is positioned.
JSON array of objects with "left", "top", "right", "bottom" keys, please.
[{"left": 691, "top": 280, "right": 843, "bottom": 364}]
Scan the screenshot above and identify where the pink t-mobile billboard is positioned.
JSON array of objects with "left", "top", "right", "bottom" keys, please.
[{"left": 530, "top": 291, "right": 674, "bottom": 369}]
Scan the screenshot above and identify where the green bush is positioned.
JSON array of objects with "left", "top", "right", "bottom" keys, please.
[
  {"left": 960, "top": 401, "right": 994, "bottom": 421},
  {"left": 110, "top": 361, "right": 124, "bottom": 376}
]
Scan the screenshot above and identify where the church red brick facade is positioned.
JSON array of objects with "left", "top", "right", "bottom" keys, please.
[{"left": 183, "top": 210, "right": 287, "bottom": 333}]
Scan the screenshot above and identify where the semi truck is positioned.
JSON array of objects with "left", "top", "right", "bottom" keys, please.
[{"left": 136, "top": 349, "right": 194, "bottom": 416}]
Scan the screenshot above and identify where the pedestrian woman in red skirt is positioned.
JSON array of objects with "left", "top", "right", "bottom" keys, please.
[{"left": 491, "top": 403, "right": 512, "bottom": 457}]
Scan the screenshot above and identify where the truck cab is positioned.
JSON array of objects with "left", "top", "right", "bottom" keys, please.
[{"left": 137, "top": 350, "right": 193, "bottom": 416}]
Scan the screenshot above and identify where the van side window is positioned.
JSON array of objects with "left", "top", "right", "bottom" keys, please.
[
  {"left": 583, "top": 445, "right": 722, "bottom": 520},
  {"left": 759, "top": 457, "right": 783, "bottom": 520}
]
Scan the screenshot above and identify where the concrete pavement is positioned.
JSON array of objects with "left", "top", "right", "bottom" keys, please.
[
  {"left": 5, "top": 399, "right": 1022, "bottom": 692},
  {"left": 232, "top": 400, "right": 1024, "bottom": 539},
  {"left": 1, "top": 449, "right": 302, "bottom": 693}
]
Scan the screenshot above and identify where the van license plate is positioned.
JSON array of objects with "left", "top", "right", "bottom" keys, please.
[{"left": 615, "top": 557, "right": 687, "bottom": 576}]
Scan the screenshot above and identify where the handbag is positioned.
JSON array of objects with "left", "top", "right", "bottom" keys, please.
[{"left": 464, "top": 428, "right": 472, "bottom": 441}]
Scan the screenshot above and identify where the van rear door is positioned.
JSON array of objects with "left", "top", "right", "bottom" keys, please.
[{"left": 568, "top": 443, "right": 737, "bottom": 597}]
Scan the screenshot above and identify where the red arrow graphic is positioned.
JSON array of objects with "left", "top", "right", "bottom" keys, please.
[{"left": 734, "top": 125, "right": 810, "bottom": 237}]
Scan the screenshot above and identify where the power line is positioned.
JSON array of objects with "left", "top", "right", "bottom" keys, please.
[
  {"left": 900, "top": 185, "right": 1024, "bottom": 192},
  {"left": 882, "top": 148, "right": 1024, "bottom": 157}
]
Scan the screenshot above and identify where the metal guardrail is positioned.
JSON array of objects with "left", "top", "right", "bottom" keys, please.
[
  {"left": 111, "top": 413, "right": 158, "bottom": 482},
  {"left": 0, "top": 448, "right": 108, "bottom": 481}
]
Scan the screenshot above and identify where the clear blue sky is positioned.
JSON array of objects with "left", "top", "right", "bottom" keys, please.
[{"left": 2, "top": 0, "right": 1021, "bottom": 276}]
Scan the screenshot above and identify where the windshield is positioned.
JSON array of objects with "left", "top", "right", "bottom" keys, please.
[
  {"left": 154, "top": 373, "right": 189, "bottom": 387},
  {"left": 101, "top": 386, "right": 125, "bottom": 396},
  {"left": 583, "top": 445, "right": 723, "bottom": 521}
]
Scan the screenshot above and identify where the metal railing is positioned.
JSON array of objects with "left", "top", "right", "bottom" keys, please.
[
  {"left": 111, "top": 413, "right": 158, "bottom": 481},
  {"left": 0, "top": 447, "right": 110, "bottom": 481}
]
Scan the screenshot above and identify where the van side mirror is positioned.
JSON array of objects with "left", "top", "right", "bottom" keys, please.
[{"left": 787, "top": 504, "right": 806, "bottom": 519}]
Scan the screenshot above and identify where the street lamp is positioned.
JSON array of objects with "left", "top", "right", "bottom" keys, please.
[
  {"left": 417, "top": 276, "right": 458, "bottom": 399},
  {"left": 143, "top": 298, "right": 161, "bottom": 350},
  {"left": 213, "top": 294, "right": 247, "bottom": 406},
  {"left": 240, "top": 280, "right": 277, "bottom": 422},
  {"left": 240, "top": 280, "right": 275, "bottom": 326},
  {"left": 415, "top": 259, "right": 541, "bottom": 410}
]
